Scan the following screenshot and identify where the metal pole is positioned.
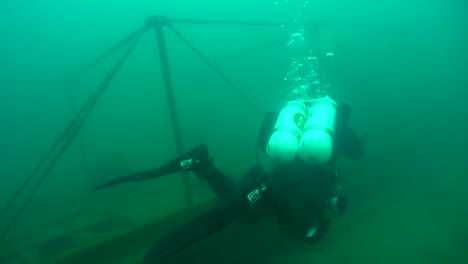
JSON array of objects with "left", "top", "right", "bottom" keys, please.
[
  {"left": 167, "top": 24, "right": 261, "bottom": 114},
  {"left": 153, "top": 21, "right": 193, "bottom": 205},
  {"left": 66, "top": 27, "right": 145, "bottom": 81},
  {"left": 169, "top": 18, "right": 296, "bottom": 27}
]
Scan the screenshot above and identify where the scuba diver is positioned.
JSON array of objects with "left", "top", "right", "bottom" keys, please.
[
  {"left": 95, "top": 95, "right": 366, "bottom": 263},
  {"left": 96, "top": 26, "right": 365, "bottom": 263}
]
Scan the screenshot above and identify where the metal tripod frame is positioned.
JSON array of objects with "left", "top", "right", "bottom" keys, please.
[{"left": 1, "top": 15, "right": 301, "bottom": 240}]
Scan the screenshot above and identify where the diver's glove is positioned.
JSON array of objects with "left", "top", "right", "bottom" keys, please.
[{"left": 94, "top": 144, "right": 211, "bottom": 190}]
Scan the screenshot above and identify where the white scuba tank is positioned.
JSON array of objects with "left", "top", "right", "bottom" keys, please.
[
  {"left": 298, "top": 97, "right": 337, "bottom": 166},
  {"left": 266, "top": 101, "right": 306, "bottom": 163}
]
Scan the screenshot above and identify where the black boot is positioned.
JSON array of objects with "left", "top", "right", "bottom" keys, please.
[{"left": 160, "top": 144, "right": 236, "bottom": 199}]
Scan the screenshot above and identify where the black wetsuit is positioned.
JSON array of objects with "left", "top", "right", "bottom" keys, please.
[{"left": 143, "top": 102, "right": 365, "bottom": 263}]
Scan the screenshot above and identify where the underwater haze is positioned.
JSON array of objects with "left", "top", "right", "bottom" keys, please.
[{"left": 0, "top": 0, "right": 467, "bottom": 263}]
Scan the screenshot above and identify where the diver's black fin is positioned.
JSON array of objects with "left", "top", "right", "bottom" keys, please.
[
  {"left": 94, "top": 144, "right": 210, "bottom": 190},
  {"left": 144, "top": 208, "right": 234, "bottom": 263},
  {"left": 93, "top": 169, "right": 163, "bottom": 190},
  {"left": 143, "top": 165, "right": 263, "bottom": 263}
]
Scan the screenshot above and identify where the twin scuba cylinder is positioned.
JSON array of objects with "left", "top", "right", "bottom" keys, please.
[{"left": 266, "top": 97, "right": 337, "bottom": 166}]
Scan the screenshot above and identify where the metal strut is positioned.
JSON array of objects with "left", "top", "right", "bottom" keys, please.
[{"left": 147, "top": 16, "right": 194, "bottom": 205}]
